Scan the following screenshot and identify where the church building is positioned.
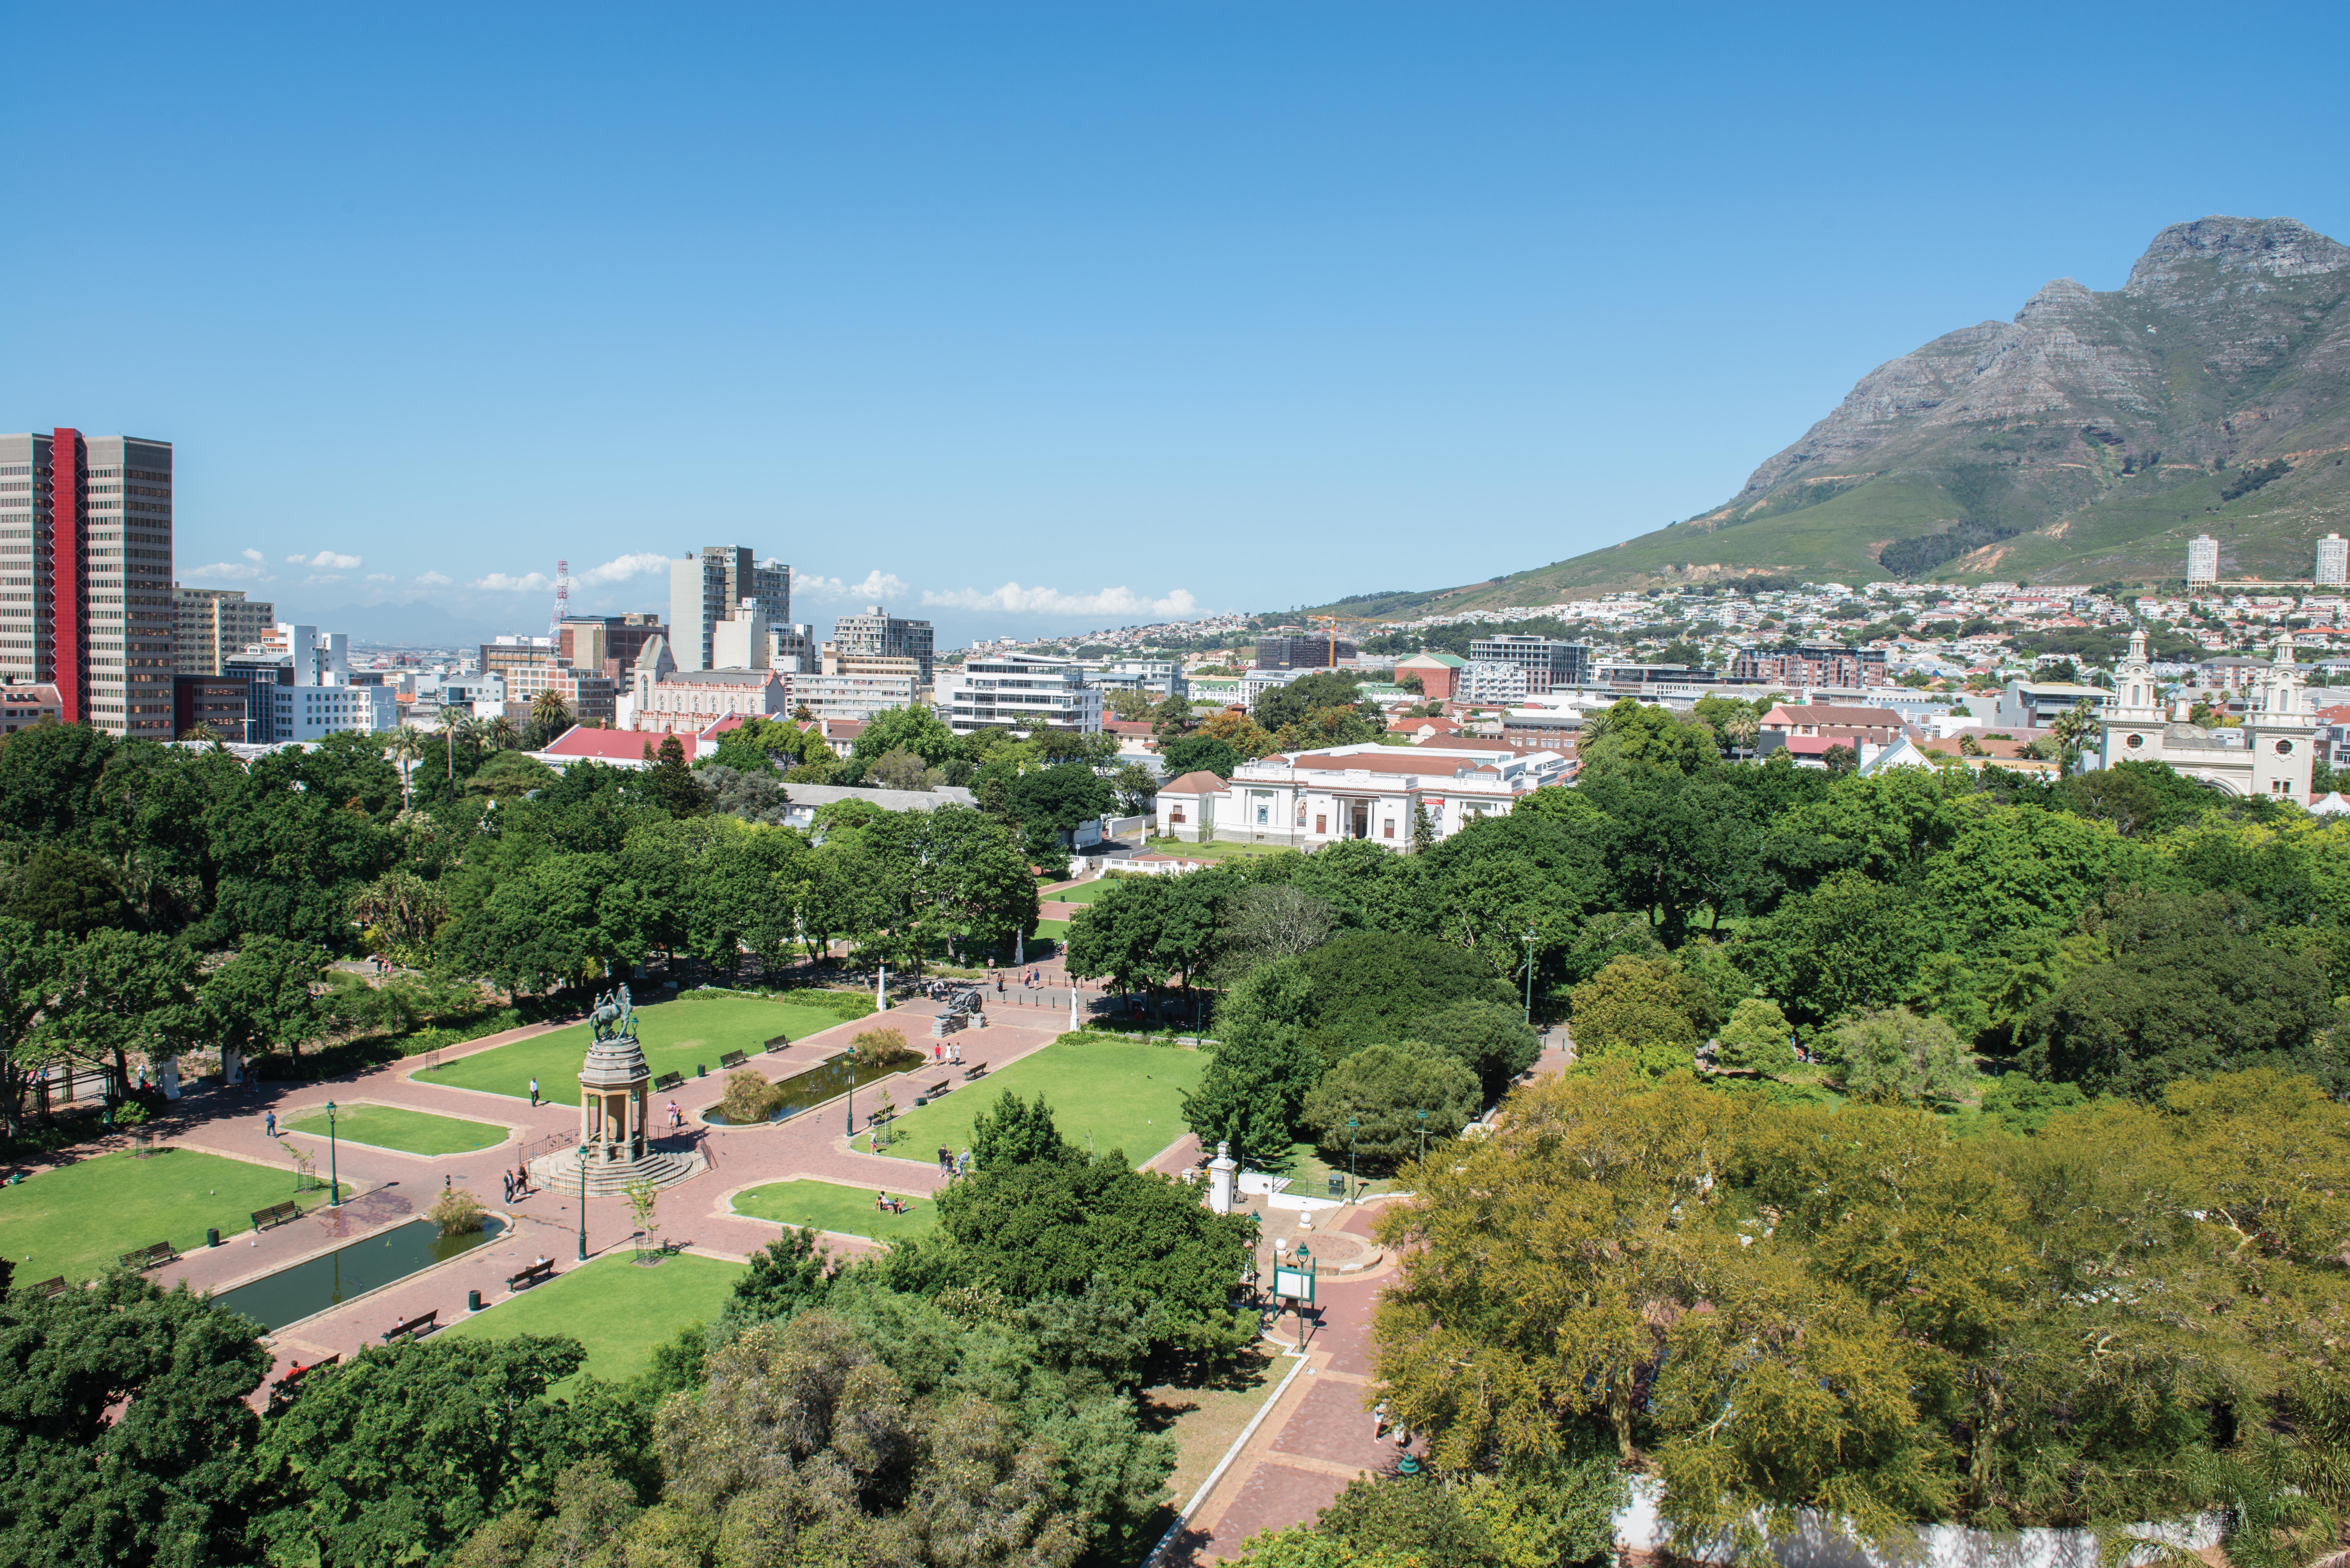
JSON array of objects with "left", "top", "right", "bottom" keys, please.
[{"left": 2098, "top": 627, "right": 2318, "bottom": 800}]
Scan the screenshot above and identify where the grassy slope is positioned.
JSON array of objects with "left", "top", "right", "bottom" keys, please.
[
  {"left": 421, "top": 995, "right": 848, "bottom": 1105},
  {"left": 878, "top": 1036, "right": 1204, "bottom": 1169},
  {"left": 282, "top": 1103, "right": 507, "bottom": 1157},
  {"left": 4, "top": 1149, "right": 345, "bottom": 1285},
  {"left": 440, "top": 1251, "right": 745, "bottom": 1385},
  {"left": 732, "top": 1178, "right": 939, "bottom": 1242}
]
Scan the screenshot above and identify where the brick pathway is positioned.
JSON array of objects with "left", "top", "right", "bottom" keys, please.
[{"left": 133, "top": 995, "right": 1101, "bottom": 1394}]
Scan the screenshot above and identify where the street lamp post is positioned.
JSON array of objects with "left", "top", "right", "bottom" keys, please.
[
  {"left": 1523, "top": 922, "right": 1536, "bottom": 1027},
  {"left": 1416, "top": 1108, "right": 1428, "bottom": 1164},
  {"left": 1347, "top": 1117, "right": 1359, "bottom": 1206},
  {"left": 575, "top": 1144, "right": 588, "bottom": 1262},
  {"left": 1294, "top": 1244, "right": 1313, "bottom": 1353},
  {"left": 324, "top": 1101, "right": 340, "bottom": 1207}
]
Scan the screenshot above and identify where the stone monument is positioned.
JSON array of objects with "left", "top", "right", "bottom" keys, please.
[{"left": 528, "top": 984, "right": 706, "bottom": 1197}]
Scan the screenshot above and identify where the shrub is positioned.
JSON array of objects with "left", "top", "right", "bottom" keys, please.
[
  {"left": 1830, "top": 1006, "right": 1970, "bottom": 1104},
  {"left": 850, "top": 1027, "right": 913, "bottom": 1070},
  {"left": 718, "top": 1069, "right": 778, "bottom": 1125},
  {"left": 430, "top": 1187, "right": 486, "bottom": 1237},
  {"left": 1715, "top": 997, "right": 1795, "bottom": 1073}
]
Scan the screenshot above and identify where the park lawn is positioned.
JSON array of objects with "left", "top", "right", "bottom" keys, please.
[
  {"left": 3, "top": 1148, "right": 346, "bottom": 1287},
  {"left": 1033, "top": 919, "right": 1070, "bottom": 939},
  {"left": 420, "top": 995, "right": 848, "bottom": 1105},
  {"left": 441, "top": 1251, "right": 745, "bottom": 1385},
  {"left": 1142, "top": 835, "right": 1289, "bottom": 861},
  {"left": 1046, "top": 880, "right": 1121, "bottom": 905},
  {"left": 283, "top": 1102, "right": 508, "bottom": 1157},
  {"left": 732, "top": 1178, "right": 938, "bottom": 1243},
  {"left": 880, "top": 1034, "right": 1203, "bottom": 1169}
]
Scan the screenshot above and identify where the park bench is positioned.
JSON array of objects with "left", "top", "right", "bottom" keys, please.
[
  {"left": 762, "top": 1032, "right": 790, "bottom": 1052},
  {"left": 120, "top": 1241, "right": 178, "bottom": 1271},
  {"left": 507, "top": 1259, "right": 556, "bottom": 1292},
  {"left": 26, "top": 1276, "right": 67, "bottom": 1299},
  {"left": 922, "top": 1080, "right": 949, "bottom": 1100},
  {"left": 251, "top": 1200, "right": 303, "bottom": 1231},
  {"left": 652, "top": 1070, "right": 684, "bottom": 1091},
  {"left": 962, "top": 1062, "right": 989, "bottom": 1080},
  {"left": 718, "top": 1050, "right": 748, "bottom": 1070},
  {"left": 380, "top": 1309, "right": 439, "bottom": 1344}
]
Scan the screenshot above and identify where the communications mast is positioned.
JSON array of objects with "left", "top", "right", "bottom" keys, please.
[{"left": 549, "top": 559, "right": 569, "bottom": 642}]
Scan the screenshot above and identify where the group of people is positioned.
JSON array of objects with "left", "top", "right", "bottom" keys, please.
[
  {"left": 934, "top": 1145, "right": 971, "bottom": 1176},
  {"left": 928, "top": 1039, "right": 966, "bottom": 1067},
  {"left": 984, "top": 967, "right": 1051, "bottom": 996},
  {"left": 501, "top": 1165, "right": 532, "bottom": 1203}
]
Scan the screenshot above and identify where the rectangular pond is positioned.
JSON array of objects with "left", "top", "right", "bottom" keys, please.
[
  {"left": 701, "top": 1051, "right": 913, "bottom": 1125},
  {"left": 212, "top": 1216, "right": 507, "bottom": 1332}
]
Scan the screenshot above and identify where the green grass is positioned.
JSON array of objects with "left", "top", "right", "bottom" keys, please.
[
  {"left": 1044, "top": 880, "right": 1122, "bottom": 905},
  {"left": 420, "top": 994, "right": 851, "bottom": 1105},
  {"left": 283, "top": 1103, "right": 508, "bottom": 1157},
  {"left": 1285, "top": 1142, "right": 1401, "bottom": 1201},
  {"left": 732, "top": 1178, "right": 939, "bottom": 1242},
  {"left": 1032, "top": 919, "right": 1070, "bottom": 939},
  {"left": 441, "top": 1250, "right": 745, "bottom": 1385},
  {"left": 879, "top": 1034, "right": 1204, "bottom": 1169},
  {"left": 1143, "top": 835, "right": 1292, "bottom": 861},
  {"left": 2, "top": 1148, "right": 347, "bottom": 1286}
]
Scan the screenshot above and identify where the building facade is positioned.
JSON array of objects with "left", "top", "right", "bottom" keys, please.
[
  {"left": 1152, "top": 743, "right": 1568, "bottom": 849},
  {"left": 2319, "top": 533, "right": 2349, "bottom": 588},
  {"left": 2188, "top": 534, "right": 2220, "bottom": 585},
  {"left": 631, "top": 667, "right": 789, "bottom": 734},
  {"left": 0, "top": 681, "right": 61, "bottom": 735},
  {"left": 175, "top": 586, "right": 276, "bottom": 675},
  {"left": 2099, "top": 626, "right": 2316, "bottom": 800},
  {"left": 1457, "top": 662, "right": 1530, "bottom": 704},
  {"left": 1465, "top": 634, "right": 1591, "bottom": 694},
  {"left": 831, "top": 605, "right": 935, "bottom": 685},
  {"left": 1254, "top": 633, "right": 1358, "bottom": 670},
  {"left": 558, "top": 614, "right": 666, "bottom": 683},
  {"left": 934, "top": 653, "right": 1101, "bottom": 735},
  {"left": 172, "top": 674, "right": 247, "bottom": 740},
  {"left": 669, "top": 548, "right": 790, "bottom": 672},
  {"left": 792, "top": 671, "right": 920, "bottom": 722},
  {"left": 1731, "top": 643, "right": 1888, "bottom": 688},
  {"left": 0, "top": 429, "right": 176, "bottom": 737}
]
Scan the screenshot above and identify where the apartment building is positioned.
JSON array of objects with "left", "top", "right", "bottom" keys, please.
[
  {"left": 2188, "top": 534, "right": 2220, "bottom": 586},
  {"left": 1255, "top": 633, "right": 1358, "bottom": 670},
  {"left": 794, "top": 671, "right": 920, "bottom": 722},
  {"left": 1731, "top": 642, "right": 1888, "bottom": 688},
  {"left": 1464, "top": 634, "right": 1590, "bottom": 694},
  {"left": 175, "top": 586, "right": 276, "bottom": 675},
  {"left": 934, "top": 653, "right": 1101, "bottom": 735},
  {"left": 2319, "top": 533, "right": 2348, "bottom": 588},
  {"left": 0, "top": 429, "right": 176, "bottom": 737},
  {"left": 557, "top": 614, "right": 666, "bottom": 683},
  {"left": 831, "top": 605, "right": 935, "bottom": 685}
]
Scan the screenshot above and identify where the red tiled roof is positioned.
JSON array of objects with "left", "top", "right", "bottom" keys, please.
[
  {"left": 1157, "top": 769, "right": 1228, "bottom": 795},
  {"left": 540, "top": 725, "right": 656, "bottom": 763}
]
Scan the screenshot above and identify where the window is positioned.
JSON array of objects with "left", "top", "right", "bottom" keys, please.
[
  {"left": 1255, "top": 804, "right": 1268, "bottom": 825},
  {"left": 1170, "top": 806, "right": 1186, "bottom": 823},
  {"left": 2276, "top": 740, "right": 2294, "bottom": 756},
  {"left": 1383, "top": 820, "right": 1395, "bottom": 839},
  {"left": 2125, "top": 733, "right": 2144, "bottom": 750}
]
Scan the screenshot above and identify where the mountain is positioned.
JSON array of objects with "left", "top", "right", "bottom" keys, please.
[{"left": 1324, "top": 217, "right": 2350, "bottom": 616}]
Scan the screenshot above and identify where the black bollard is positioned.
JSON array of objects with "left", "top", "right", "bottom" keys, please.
[{"left": 468, "top": 1289, "right": 483, "bottom": 1311}]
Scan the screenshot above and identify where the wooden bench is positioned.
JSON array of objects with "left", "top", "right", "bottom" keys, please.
[
  {"left": 652, "top": 1071, "right": 684, "bottom": 1092},
  {"left": 251, "top": 1200, "right": 303, "bottom": 1231},
  {"left": 507, "top": 1259, "right": 556, "bottom": 1292},
  {"left": 380, "top": 1309, "right": 438, "bottom": 1344},
  {"left": 961, "top": 1062, "right": 989, "bottom": 1080},
  {"left": 26, "top": 1276, "right": 67, "bottom": 1299},
  {"left": 922, "top": 1080, "right": 949, "bottom": 1100},
  {"left": 272, "top": 1355, "right": 338, "bottom": 1394},
  {"left": 120, "top": 1241, "right": 178, "bottom": 1272},
  {"left": 718, "top": 1050, "right": 749, "bottom": 1070}
]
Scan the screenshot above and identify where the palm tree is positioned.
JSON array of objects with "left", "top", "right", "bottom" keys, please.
[
  {"left": 529, "top": 689, "right": 573, "bottom": 746},
  {"left": 1578, "top": 710, "right": 1615, "bottom": 748},
  {"left": 388, "top": 725, "right": 427, "bottom": 809},
  {"left": 1722, "top": 711, "right": 1760, "bottom": 757},
  {"left": 441, "top": 710, "right": 482, "bottom": 796},
  {"left": 485, "top": 714, "right": 521, "bottom": 753},
  {"left": 2049, "top": 705, "right": 2102, "bottom": 773}
]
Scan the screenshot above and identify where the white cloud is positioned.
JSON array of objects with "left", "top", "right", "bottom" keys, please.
[
  {"left": 795, "top": 569, "right": 911, "bottom": 602},
  {"left": 414, "top": 571, "right": 453, "bottom": 587},
  {"left": 919, "top": 582, "right": 1202, "bottom": 619},
  {"left": 304, "top": 573, "right": 349, "bottom": 586},
  {"left": 288, "top": 549, "right": 363, "bottom": 569},
  {"left": 574, "top": 551, "right": 671, "bottom": 586},
  {"left": 365, "top": 573, "right": 395, "bottom": 584},
  {"left": 187, "top": 556, "right": 275, "bottom": 583},
  {"left": 473, "top": 571, "right": 554, "bottom": 593}
]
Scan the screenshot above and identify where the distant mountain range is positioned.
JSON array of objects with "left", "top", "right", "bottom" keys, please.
[{"left": 1318, "top": 216, "right": 2350, "bottom": 619}]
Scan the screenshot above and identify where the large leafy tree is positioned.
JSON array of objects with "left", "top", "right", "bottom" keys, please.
[
  {"left": 1741, "top": 870, "right": 1935, "bottom": 1025},
  {"left": 1300, "top": 1042, "right": 1479, "bottom": 1171},
  {"left": 200, "top": 935, "right": 330, "bottom": 1069},
  {"left": 46, "top": 930, "right": 198, "bottom": 1098},
  {"left": 0, "top": 1273, "right": 273, "bottom": 1568}
]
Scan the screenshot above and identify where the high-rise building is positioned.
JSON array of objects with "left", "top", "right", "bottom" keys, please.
[
  {"left": 175, "top": 586, "right": 277, "bottom": 675},
  {"left": 934, "top": 653, "right": 1099, "bottom": 735},
  {"left": 0, "top": 430, "right": 175, "bottom": 736},
  {"left": 2318, "top": 533, "right": 2348, "bottom": 587},
  {"left": 1255, "top": 633, "right": 1359, "bottom": 670},
  {"left": 668, "top": 547, "right": 789, "bottom": 671},
  {"left": 831, "top": 605, "right": 934, "bottom": 685},
  {"left": 2188, "top": 534, "right": 2220, "bottom": 586}
]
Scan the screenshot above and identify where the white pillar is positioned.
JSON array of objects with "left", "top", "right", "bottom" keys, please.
[
  {"left": 1208, "top": 1140, "right": 1237, "bottom": 1216},
  {"left": 1069, "top": 982, "right": 1080, "bottom": 1032},
  {"left": 876, "top": 964, "right": 889, "bottom": 1011}
]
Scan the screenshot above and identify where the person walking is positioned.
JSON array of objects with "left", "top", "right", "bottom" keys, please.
[
  {"left": 502, "top": 1170, "right": 514, "bottom": 1204},
  {"left": 1372, "top": 1400, "right": 1389, "bottom": 1440},
  {"left": 514, "top": 1163, "right": 530, "bottom": 1198},
  {"left": 528, "top": 1077, "right": 540, "bottom": 1108},
  {"left": 668, "top": 1100, "right": 682, "bottom": 1132},
  {"left": 264, "top": 1108, "right": 277, "bottom": 1139}
]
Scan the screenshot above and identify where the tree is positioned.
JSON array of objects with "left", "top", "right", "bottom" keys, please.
[
  {"left": 201, "top": 935, "right": 329, "bottom": 1070},
  {"left": 1573, "top": 697, "right": 1721, "bottom": 781},
  {"left": 1829, "top": 1006, "right": 1970, "bottom": 1104},
  {"left": 526, "top": 689, "right": 573, "bottom": 749},
  {"left": 971, "top": 1090, "right": 1077, "bottom": 1168},
  {"left": 462, "top": 748, "right": 555, "bottom": 801},
  {"left": 1149, "top": 692, "right": 1196, "bottom": 738},
  {"left": 1186, "top": 967, "right": 1326, "bottom": 1171},
  {"left": 1406, "top": 999, "right": 1540, "bottom": 1098},
  {"left": 0, "top": 918, "right": 63, "bottom": 1140},
  {"left": 47, "top": 930, "right": 198, "bottom": 1098},
  {"left": 1104, "top": 687, "right": 1156, "bottom": 722},
  {"left": 850, "top": 704, "right": 960, "bottom": 766},
  {"left": 1217, "top": 884, "right": 1334, "bottom": 979},
  {"left": 1006, "top": 762, "right": 1112, "bottom": 843},
  {"left": 1159, "top": 735, "right": 1243, "bottom": 780},
  {"left": 1565, "top": 956, "right": 1702, "bottom": 1077},
  {"left": 866, "top": 746, "right": 943, "bottom": 792},
  {"left": 4, "top": 844, "right": 131, "bottom": 937},
  {"left": 1194, "top": 710, "right": 1279, "bottom": 760},
  {"left": 1715, "top": 996, "right": 1794, "bottom": 1073},
  {"left": 1301, "top": 1042, "right": 1479, "bottom": 1171},
  {"left": 642, "top": 735, "right": 706, "bottom": 817},
  {"left": 696, "top": 762, "right": 792, "bottom": 824},
  {"left": 1110, "top": 762, "right": 1157, "bottom": 816},
  {"left": 0, "top": 1273, "right": 273, "bottom": 1568},
  {"left": 730, "top": 1227, "right": 838, "bottom": 1322},
  {"left": 251, "top": 1336, "right": 649, "bottom": 1568},
  {"left": 1742, "top": 870, "right": 1933, "bottom": 1024}
]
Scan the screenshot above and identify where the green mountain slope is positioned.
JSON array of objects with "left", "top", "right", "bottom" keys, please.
[{"left": 1320, "top": 217, "right": 2350, "bottom": 616}]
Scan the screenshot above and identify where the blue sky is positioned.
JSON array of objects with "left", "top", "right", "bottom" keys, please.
[{"left": 4, "top": 3, "right": 2346, "bottom": 647}]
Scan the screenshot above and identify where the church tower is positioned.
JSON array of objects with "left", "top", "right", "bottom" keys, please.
[{"left": 2246, "top": 631, "right": 2317, "bottom": 801}]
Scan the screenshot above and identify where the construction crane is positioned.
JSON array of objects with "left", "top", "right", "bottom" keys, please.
[{"left": 1315, "top": 615, "right": 1339, "bottom": 668}]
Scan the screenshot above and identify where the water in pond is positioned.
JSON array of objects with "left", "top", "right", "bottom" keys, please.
[
  {"left": 703, "top": 1052, "right": 913, "bottom": 1125},
  {"left": 213, "top": 1216, "right": 507, "bottom": 1332}
]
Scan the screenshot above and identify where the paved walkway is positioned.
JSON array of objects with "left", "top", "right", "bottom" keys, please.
[{"left": 137, "top": 994, "right": 1084, "bottom": 1394}]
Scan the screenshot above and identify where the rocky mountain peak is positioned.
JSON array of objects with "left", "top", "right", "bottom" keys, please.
[
  {"left": 2013, "top": 276, "right": 2096, "bottom": 325},
  {"left": 2123, "top": 215, "right": 2350, "bottom": 297}
]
